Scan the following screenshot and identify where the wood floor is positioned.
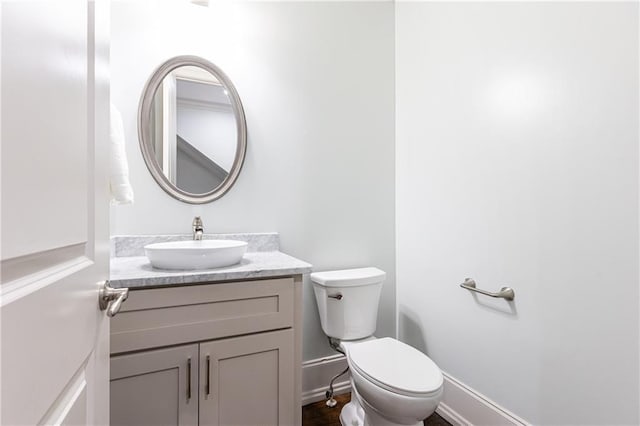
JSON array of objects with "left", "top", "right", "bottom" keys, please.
[{"left": 302, "top": 393, "right": 451, "bottom": 426}]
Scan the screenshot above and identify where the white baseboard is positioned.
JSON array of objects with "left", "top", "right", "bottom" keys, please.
[
  {"left": 436, "top": 372, "right": 529, "bottom": 426},
  {"left": 302, "top": 354, "right": 351, "bottom": 406}
]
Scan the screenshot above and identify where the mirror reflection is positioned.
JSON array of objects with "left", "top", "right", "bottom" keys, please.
[{"left": 148, "top": 66, "right": 237, "bottom": 194}]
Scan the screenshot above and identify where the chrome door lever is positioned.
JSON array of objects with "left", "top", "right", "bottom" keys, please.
[{"left": 98, "top": 281, "right": 129, "bottom": 317}]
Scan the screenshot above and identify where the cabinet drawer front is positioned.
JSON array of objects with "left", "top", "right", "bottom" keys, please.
[{"left": 111, "top": 278, "right": 294, "bottom": 354}]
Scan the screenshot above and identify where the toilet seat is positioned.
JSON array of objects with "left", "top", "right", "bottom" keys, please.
[{"left": 348, "top": 337, "right": 443, "bottom": 398}]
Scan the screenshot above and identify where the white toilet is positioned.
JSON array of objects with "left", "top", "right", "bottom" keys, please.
[{"left": 310, "top": 267, "right": 443, "bottom": 426}]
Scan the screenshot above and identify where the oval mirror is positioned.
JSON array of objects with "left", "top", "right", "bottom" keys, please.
[{"left": 138, "top": 56, "right": 247, "bottom": 204}]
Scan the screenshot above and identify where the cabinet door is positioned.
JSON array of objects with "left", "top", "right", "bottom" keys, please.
[
  {"left": 200, "top": 329, "right": 294, "bottom": 426},
  {"left": 110, "top": 344, "right": 199, "bottom": 426}
]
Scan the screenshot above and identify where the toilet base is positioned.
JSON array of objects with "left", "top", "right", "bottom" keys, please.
[
  {"left": 339, "top": 390, "right": 422, "bottom": 426},
  {"left": 339, "top": 401, "right": 364, "bottom": 426}
]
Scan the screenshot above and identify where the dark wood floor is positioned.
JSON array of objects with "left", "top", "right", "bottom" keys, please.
[{"left": 302, "top": 393, "right": 451, "bottom": 426}]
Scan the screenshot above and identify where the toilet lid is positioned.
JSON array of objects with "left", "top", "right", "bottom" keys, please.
[{"left": 348, "top": 338, "right": 443, "bottom": 396}]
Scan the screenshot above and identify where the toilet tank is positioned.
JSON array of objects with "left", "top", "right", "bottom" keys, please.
[{"left": 310, "top": 267, "right": 386, "bottom": 341}]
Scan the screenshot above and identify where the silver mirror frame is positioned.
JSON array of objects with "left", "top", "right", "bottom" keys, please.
[{"left": 138, "top": 55, "right": 247, "bottom": 204}]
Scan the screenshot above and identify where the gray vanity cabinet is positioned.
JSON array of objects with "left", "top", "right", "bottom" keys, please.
[
  {"left": 110, "top": 344, "right": 199, "bottom": 426},
  {"left": 108, "top": 277, "right": 302, "bottom": 426}
]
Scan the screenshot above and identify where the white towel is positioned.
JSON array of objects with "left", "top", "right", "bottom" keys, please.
[{"left": 110, "top": 103, "right": 134, "bottom": 204}]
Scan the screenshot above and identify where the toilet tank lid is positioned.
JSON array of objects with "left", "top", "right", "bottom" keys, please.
[{"left": 310, "top": 267, "right": 386, "bottom": 287}]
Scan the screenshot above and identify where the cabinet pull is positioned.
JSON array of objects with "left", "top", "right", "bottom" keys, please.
[
  {"left": 206, "top": 355, "right": 211, "bottom": 396},
  {"left": 187, "top": 357, "right": 192, "bottom": 400}
]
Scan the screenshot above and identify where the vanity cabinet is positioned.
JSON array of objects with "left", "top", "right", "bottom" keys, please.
[{"left": 109, "top": 277, "right": 302, "bottom": 426}]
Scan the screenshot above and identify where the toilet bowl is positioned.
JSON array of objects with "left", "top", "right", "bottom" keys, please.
[
  {"left": 310, "top": 268, "right": 443, "bottom": 426},
  {"left": 342, "top": 338, "right": 443, "bottom": 426}
]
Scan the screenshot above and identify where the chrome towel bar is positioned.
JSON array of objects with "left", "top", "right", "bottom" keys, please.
[{"left": 460, "top": 278, "right": 515, "bottom": 301}]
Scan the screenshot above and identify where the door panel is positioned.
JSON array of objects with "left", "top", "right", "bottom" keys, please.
[
  {"left": 113, "top": 370, "right": 180, "bottom": 425},
  {"left": 219, "top": 350, "right": 279, "bottom": 424},
  {"left": 110, "top": 344, "right": 199, "bottom": 426},
  {"left": 43, "top": 371, "right": 87, "bottom": 426},
  {"left": 1, "top": 0, "right": 88, "bottom": 260},
  {"left": 200, "top": 329, "right": 294, "bottom": 426},
  {"left": 0, "top": 1, "right": 111, "bottom": 425}
]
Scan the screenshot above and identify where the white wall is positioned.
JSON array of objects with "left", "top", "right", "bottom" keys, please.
[
  {"left": 396, "top": 2, "right": 638, "bottom": 425},
  {"left": 110, "top": 0, "right": 395, "bottom": 361}
]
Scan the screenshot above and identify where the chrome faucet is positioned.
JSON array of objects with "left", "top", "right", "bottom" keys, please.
[{"left": 192, "top": 216, "right": 204, "bottom": 240}]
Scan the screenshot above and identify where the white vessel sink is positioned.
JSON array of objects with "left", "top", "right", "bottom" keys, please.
[{"left": 144, "top": 240, "right": 248, "bottom": 270}]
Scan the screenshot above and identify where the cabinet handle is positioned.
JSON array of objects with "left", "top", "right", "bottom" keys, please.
[
  {"left": 187, "top": 357, "right": 192, "bottom": 401},
  {"left": 206, "top": 355, "right": 211, "bottom": 396}
]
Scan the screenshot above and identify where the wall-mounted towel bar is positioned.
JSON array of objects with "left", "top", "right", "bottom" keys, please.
[{"left": 460, "top": 278, "right": 515, "bottom": 301}]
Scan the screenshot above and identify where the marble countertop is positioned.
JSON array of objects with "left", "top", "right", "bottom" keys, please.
[{"left": 109, "top": 233, "right": 313, "bottom": 289}]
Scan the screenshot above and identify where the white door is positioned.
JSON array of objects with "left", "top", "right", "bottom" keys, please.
[{"left": 1, "top": 1, "right": 112, "bottom": 425}]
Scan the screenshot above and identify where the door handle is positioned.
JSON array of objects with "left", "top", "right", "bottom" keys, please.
[{"left": 98, "top": 281, "right": 129, "bottom": 317}]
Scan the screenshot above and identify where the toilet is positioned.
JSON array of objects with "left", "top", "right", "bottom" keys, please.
[{"left": 310, "top": 267, "right": 443, "bottom": 426}]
